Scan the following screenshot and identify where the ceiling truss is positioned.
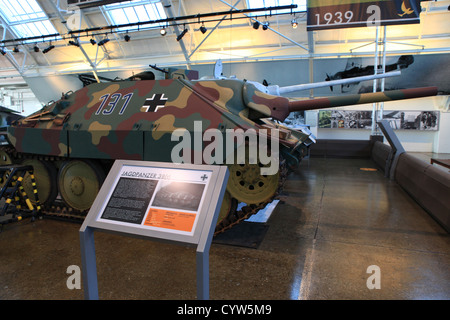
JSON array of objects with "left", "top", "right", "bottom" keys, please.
[{"left": 0, "top": 0, "right": 448, "bottom": 83}]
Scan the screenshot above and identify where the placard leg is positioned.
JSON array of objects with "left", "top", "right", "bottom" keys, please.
[
  {"left": 80, "top": 227, "right": 99, "bottom": 300},
  {"left": 196, "top": 250, "right": 209, "bottom": 300}
]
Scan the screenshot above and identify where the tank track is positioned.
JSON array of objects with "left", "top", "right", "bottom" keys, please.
[
  {"left": 1, "top": 145, "right": 289, "bottom": 235},
  {"left": 42, "top": 201, "right": 88, "bottom": 222}
]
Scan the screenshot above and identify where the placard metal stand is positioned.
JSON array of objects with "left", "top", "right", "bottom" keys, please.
[{"left": 79, "top": 160, "right": 229, "bottom": 300}]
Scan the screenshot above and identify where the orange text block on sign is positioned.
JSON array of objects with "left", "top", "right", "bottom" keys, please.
[{"left": 143, "top": 208, "right": 197, "bottom": 232}]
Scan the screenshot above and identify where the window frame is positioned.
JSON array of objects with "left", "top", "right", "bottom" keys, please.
[
  {"left": 104, "top": 0, "right": 167, "bottom": 32},
  {"left": 0, "top": 0, "right": 58, "bottom": 39}
]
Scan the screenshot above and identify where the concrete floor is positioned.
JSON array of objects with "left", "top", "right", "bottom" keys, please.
[{"left": 0, "top": 157, "right": 449, "bottom": 300}]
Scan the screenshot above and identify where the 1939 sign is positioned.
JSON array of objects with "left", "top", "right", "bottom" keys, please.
[{"left": 307, "top": 0, "right": 423, "bottom": 31}]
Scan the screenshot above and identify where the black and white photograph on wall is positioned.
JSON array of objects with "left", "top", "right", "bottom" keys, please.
[
  {"left": 382, "top": 111, "right": 439, "bottom": 130},
  {"left": 318, "top": 110, "right": 372, "bottom": 129},
  {"left": 318, "top": 110, "right": 439, "bottom": 130}
]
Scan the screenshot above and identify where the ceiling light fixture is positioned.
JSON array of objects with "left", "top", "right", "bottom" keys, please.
[
  {"left": 200, "top": 23, "right": 207, "bottom": 34},
  {"left": 291, "top": 19, "right": 298, "bottom": 29},
  {"left": 160, "top": 27, "right": 167, "bottom": 36},
  {"left": 124, "top": 34, "right": 131, "bottom": 42},
  {"left": 13, "top": 46, "right": 19, "bottom": 53},
  {"left": 68, "top": 40, "right": 80, "bottom": 47},
  {"left": 90, "top": 38, "right": 96, "bottom": 45},
  {"left": 98, "top": 38, "right": 110, "bottom": 46},
  {"left": 262, "top": 22, "right": 269, "bottom": 30},
  {"left": 42, "top": 44, "right": 55, "bottom": 54},
  {"left": 177, "top": 28, "right": 188, "bottom": 41},
  {"left": 252, "top": 20, "right": 260, "bottom": 30},
  {"left": 0, "top": 48, "right": 6, "bottom": 55},
  {"left": 33, "top": 45, "right": 40, "bottom": 52}
]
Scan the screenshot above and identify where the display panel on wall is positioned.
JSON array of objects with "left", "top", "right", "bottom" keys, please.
[
  {"left": 307, "top": 0, "right": 423, "bottom": 31},
  {"left": 318, "top": 110, "right": 439, "bottom": 131}
]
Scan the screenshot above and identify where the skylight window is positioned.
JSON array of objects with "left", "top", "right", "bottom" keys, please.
[
  {"left": 0, "top": 0, "right": 58, "bottom": 38},
  {"left": 105, "top": 0, "right": 167, "bottom": 31},
  {"left": 246, "top": 0, "right": 307, "bottom": 14}
]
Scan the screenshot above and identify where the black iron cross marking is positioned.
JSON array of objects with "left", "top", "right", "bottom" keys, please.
[
  {"left": 142, "top": 93, "right": 168, "bottom": 112},
  {"left": 200, "top": 174, "right": 208, "bottom": 181}
]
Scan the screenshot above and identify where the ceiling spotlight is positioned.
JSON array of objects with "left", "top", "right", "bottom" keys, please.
[
  {"left": 98, "top": 38, "right": 110, "bottom": 46},
  {"left": 200, "top": 23, "right": 207, "bottom": 34},
  {"left": 68, "top": 40, "right": 80, "bottom": 47},
  {"left": 90, "top": 38, "right": 96, "bottom": 45},
  {"left": 33, "top": 45, "right": 40, "bottom": 52},
  {"left": 291, "top": 19, "right": 298, "bottom": 29},
  {"left": 124, "top": 34, "right": 131, "bottom": 42},
  {"left": 176, "top": 28, "right": 188, "bottom": 41},
  {"left": 0, "top": 48, "right": 6, "bottom": 55},
  {"left": 262, "top": 22, "right": 269, "bottom": 31},
  {"left": 160, "top": 27, "right": 167, "bottom": 36},
  {"left": 42, "top": 45, "right": 55, "bottom": 54},
  {"left": 252, "top": 21, "right": 260, "bottom": 30},
  {"left": 13, "top": 46, "right": 19, "bottom": 53}
]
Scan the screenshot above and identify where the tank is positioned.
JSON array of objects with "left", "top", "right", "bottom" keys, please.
[{"left": 0, "top": 66, "right": 438, "bottom": 234}]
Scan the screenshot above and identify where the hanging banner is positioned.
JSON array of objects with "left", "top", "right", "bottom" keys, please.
[{"left": 307, "top": 0, "right": 423, "bottom": 31}]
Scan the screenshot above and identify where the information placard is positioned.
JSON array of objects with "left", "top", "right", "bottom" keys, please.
[
  {"left": 83, "top": 161, "right": 227, "bottom": 244},
  {"left": 80, "top": 160, "right": 229, "bottom": 299},
  {"left": 95, "top": 164, "right": 212, "bottom": 237}
]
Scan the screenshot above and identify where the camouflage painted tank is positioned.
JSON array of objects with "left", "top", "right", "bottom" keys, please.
[{"left": 0, "top": 66, "right": 438, "bottom": 234}]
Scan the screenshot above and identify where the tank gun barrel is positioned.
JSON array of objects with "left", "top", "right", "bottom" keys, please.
[
  {"left": 288, "top": 86, "right": 437, "bottom": 113},
  {"left": 269, "top": 86, "right": 438, "bottom": 121}
]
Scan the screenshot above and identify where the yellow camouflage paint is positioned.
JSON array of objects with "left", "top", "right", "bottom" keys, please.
[
  {"left": 86, "top": 84, "right": 121, "bottom": 109},
  {"left": 246, "top": 102, "right": 271, "bottom": 116},
  {"left": 238, "top": 109, "right": 256, "bottom": 126},
  {"left": 58, "top": 143, "right": 70, "bottom": 157},
  {"left": 88, "top": 121, "right": 112, "bottom": 145},
  {"left": 246, "top": 90, "right": 278, "bottom": 116},
  {"left": 169, "top": 87, "right": 193, "bottom": 109},
  {"left": 152, "top": 114, "right": 177, "bottom": 140},
  {"left": 198, "top": 81, "right": 234, "bottom": 109}
]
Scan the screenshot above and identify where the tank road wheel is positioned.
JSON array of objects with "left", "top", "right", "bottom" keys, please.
[
  {"left": 21, "top": 159, "right": 58, "bottom": 205},
  {"left": 226, "top": 161, "right": 280, "bottom": 205},
  {"left": 58, "top": 160, "right": 105, "bottom": 211}
]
